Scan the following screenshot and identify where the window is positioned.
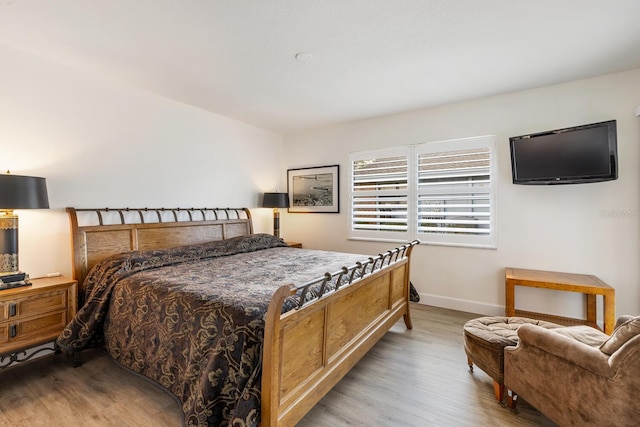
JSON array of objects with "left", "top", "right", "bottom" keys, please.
[
  {"left": 349, "top": 136, "right": 496, "bottom": 248},
  {"left": 350, "top": 148, "right": 410, "bottom": 242}
]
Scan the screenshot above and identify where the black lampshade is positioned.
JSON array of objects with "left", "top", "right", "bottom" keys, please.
[
  {"left": 0, "top": 174, "right": 49, "bottom": 209},
  {"left": 262, "top": 192, "right": 290, "bottom": 209},
  {"left": 0, "top": 174, "right": 49, "bottom": 279}
]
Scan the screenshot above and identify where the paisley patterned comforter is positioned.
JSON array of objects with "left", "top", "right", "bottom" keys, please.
[{"left": 57, "top": 234, "right": 366, "bottom": 427}]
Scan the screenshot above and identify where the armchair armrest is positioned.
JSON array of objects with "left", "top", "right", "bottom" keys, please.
[
  {"left": 507, "top": 324, "right": 612, "bottom": 377},
  {"left": 616, "top": 315, "right": 635, "bottom": 329}
]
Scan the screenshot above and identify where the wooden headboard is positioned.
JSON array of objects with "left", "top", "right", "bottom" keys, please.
[{"left": 67, "top": 207, "right": 253, "bottom": 301}]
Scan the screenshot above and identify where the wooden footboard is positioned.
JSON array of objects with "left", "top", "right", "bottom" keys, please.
[{"left": 261, "top": 241, "right": 418, "bottom": 427}]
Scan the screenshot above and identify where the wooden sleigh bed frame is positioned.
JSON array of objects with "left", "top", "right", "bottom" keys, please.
[{"left": 67, "top": 207, "right": 418, "bottom": 427}]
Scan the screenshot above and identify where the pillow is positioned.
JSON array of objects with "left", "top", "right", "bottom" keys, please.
[{"left": 599, "top": 316, "right": 640, "bottom": 355}]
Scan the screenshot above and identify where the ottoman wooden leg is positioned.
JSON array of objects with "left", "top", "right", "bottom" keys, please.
[
  {"left": 494, "top": 381, "right": 504, "bottom": 403},
  {"left": 467, "top": 356, "right": 474, "bottom": 372}
]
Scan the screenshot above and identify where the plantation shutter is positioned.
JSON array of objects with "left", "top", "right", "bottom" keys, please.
[
  {"left": 349, "top": 148, "right": 410, "bottom": 242},
  {"left": 415, "top": 136, "right": 496, "bottom": 247},
  {"left": 348, "top": 135, "right": 496, "bottom": 248}
]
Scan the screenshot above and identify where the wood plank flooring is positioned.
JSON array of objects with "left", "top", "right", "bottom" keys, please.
[{"left": 0, "top": 305, "right": 557, "bottom": 426}]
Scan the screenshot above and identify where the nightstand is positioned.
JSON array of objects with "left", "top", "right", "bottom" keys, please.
[
  {"left": 286, "top": 242, "right": 302, "bottom": 248},
  {"left": 0, "top": 276, "right": 77, "bottom": 368}
]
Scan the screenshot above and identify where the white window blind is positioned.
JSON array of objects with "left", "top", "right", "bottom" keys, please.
[
  {"left": 349, "top": 136, "right": 496, "bottom": 248},
  {"left": 349, "top": 148, "right": 410, "bottom": 242},
  {"left": 415, "top": 136, "right": 496, "bottom": 247}
]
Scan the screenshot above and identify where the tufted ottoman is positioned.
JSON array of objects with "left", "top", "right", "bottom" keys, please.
[{"left": 463, "top": 316, "right": 563, "bottom": 403}]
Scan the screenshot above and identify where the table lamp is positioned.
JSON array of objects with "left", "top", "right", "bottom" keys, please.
[
  {"left": 262, "top": 192, "right": 289, "bottom": 239},
  {"left": 0, "top": 172, "right": 49, "bottom": 288}
]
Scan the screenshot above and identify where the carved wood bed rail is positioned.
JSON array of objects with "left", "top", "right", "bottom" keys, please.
[{"left": 65, "top": 207, "right": 418, "bottom": 426}]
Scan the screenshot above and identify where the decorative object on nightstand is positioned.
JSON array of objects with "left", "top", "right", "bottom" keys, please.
[
  {"left": 0, "top": 172, "right": 49, "bottom": 289},
  {"left": 262, "top": 192, "right": 290, "bottom": 239},
  {"left": 0, "top": 276, "right": 77, "bottom": 369}
]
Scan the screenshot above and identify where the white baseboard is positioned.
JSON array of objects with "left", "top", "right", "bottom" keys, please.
[{"left": 417, "top": 293, "right": 504, "bottom": 317}]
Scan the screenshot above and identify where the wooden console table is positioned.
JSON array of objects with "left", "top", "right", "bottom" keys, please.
[{"left": 505, "top": 268, "right": 615, "bottom": 334}]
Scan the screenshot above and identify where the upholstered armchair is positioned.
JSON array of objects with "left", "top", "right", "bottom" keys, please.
[{"left": 504, "top": 315, "right": 640, "bottom": 427}]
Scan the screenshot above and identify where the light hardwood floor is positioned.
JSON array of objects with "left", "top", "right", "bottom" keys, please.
[{"left": 0, "top": 305, "right": 556, "bottom": 426}]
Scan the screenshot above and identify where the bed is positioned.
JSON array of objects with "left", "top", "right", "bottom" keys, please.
[{"left": 57, "top": 207, "right": 418, "bottom": 427}]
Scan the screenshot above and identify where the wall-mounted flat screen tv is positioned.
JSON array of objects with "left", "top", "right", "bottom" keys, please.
[{"left": 509, "top": 120, "right": 618, "bottom": 185}]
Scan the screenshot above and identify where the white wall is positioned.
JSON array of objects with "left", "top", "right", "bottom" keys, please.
[
  {"left": 0, "top": 45, "right": 283, "bottom": 279},
  {"left": 3, "top": 43, "right": 638, "bottom": 321},
  {"left": 282, "top": 68, "right": 640, "bottom": 319}
]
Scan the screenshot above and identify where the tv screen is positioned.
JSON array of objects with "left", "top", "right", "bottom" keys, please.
[{"left": 509, "top": 120, "right": 617, "bottom": 185}]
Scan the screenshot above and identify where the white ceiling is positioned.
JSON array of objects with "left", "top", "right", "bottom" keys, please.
[{"left": 1, "top": 1, "right": 640, "bottom": 134}]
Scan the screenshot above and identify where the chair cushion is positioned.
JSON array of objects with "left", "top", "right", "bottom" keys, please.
[
  {"left": 600, "top": 316, "right": 640, "bottom": 355},
  {"left": 550, "top": 325, "right": 608, "bottom": 348},
  {"left": 464, "top": 316, "right": 562, "bottom": 347}
]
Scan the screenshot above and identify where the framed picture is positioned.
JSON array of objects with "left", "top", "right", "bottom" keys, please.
[{"left": 287, "top": 165, "right": 340, "bottom": 213}]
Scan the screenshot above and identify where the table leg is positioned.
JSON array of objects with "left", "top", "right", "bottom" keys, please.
[
  {"left": 586, "top": 294, "right": 597, "bottom": 328},
  {"left": 505, "top": 279, "right": 515, "bottom": 317},
  {"left": 603, "top": 292, "right": 616, "bottom": 335}
]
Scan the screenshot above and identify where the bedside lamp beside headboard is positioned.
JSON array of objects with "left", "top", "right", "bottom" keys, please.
[
  {"left": 262, "top": 192, "right": 290, "bottom": 239},
  {"left": 0, "top": 172, "right": 49, "bottom": 288}
]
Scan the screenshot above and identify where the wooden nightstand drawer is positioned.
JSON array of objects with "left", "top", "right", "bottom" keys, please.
[
  {"left": 0, "top": 302, "right": 7, "bottom": 322},
  {"left": 0, "top": 324, "right": 7, "bottom": 343},
  {"left": 14, "top": 310, "right": 69, "bottom": 339},
  {"left": 14, "top": 290, "right": 68, "bottom": 318}
]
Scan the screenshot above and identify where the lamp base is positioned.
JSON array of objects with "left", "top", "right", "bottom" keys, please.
[
  {"left": 0, "top": 212, "right": 19, "bottom": 273},
  {"left": 273, "top": 208, "right": 281, "bottom": 239}
]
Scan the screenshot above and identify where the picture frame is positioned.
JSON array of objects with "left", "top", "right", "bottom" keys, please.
[{"left": 287, "top": 165, "right": 340, "bottom": 213}]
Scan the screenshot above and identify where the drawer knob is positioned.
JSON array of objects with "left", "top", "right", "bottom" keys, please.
[
  {"left": 9, "top": 324, "right": 17, "bottom": 338},
  {"left": 9, "top": 303, "right": 16, "bottom": 317}
]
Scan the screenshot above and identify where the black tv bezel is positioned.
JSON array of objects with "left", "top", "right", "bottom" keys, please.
[{"left": 509, "top": 120, "right": 618, "bottom": 185}]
